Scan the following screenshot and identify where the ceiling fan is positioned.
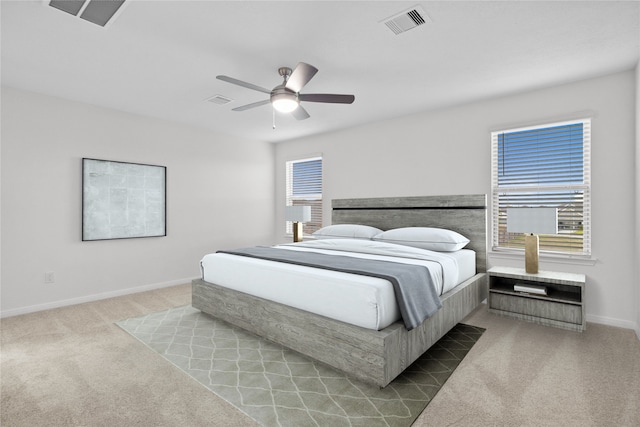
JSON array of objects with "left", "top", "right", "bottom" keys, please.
[{"left": 216, "top": 62, "right": 355, "bottom": 120}]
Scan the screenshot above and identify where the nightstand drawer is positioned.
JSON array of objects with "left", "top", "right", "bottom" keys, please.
[{"left": 490, "top": 293, "right": 582, "bottom": 325}]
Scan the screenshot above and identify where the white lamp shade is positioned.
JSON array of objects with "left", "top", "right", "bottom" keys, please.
[
  {"left": 285, "top": 205, "right": 312, "bottom": 222},
  {"left": 507, "top": 207, "right": 558, "bottom": 234}
]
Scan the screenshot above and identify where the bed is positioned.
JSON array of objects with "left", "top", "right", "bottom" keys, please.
[{"left": 192, "top": 194, "right": 488, "bottom": 387}]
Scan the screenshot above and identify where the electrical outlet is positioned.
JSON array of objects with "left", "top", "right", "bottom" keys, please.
[{"left": 45, "top": 272, "right": 55, "bottom": 284}]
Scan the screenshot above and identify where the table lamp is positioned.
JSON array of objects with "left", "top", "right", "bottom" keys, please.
[
  {"left": 507, "top": 207, "right": 558, "bottom": 274},
  {"left": 285, "top": 205, "right": 311, "bottom": 242}
]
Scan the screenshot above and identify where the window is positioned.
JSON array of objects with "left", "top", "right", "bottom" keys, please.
[
  {"left": 491, "top": 119, "right": 591, "bottom": 256},
  {"left": 286, "top": 156, "right": 322, "bottom": 236}
]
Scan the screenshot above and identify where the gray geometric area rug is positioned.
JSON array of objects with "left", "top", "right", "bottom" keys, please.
[{"left": 117, "top": 305, "right": 484, "bottom": 427}]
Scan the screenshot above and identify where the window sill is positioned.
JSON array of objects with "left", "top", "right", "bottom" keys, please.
[{"left": 489, "top": 250, "right": 597, "bottom": 266}]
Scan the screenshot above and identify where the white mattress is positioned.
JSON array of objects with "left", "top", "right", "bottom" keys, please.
[{"left": 200, "top": 239, "right": 476, "bottom": 331}]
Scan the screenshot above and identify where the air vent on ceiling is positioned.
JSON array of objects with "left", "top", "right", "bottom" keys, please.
[
  {"left": 49, "top": 0, "right": 127, "bottom": 27},
  {"left": 381, "top": 5, "right": 430, "bottom": 35},
  {"left": 207, "top": 95, "right": 233, "bottom": 105}
]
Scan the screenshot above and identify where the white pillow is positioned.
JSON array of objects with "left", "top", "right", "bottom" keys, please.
[
  {"left": 312, "top": 224, "right": 383, "bottom": 240},
  {"left": 373, "top": 227, "right": 470, "bottom": 251}
]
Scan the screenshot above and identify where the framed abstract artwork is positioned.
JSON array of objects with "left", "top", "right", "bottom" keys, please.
[{"left": 82, "top": 158, "right": 166, "bottom": 241}]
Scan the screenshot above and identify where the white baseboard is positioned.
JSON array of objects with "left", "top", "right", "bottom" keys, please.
[
  {"left": 0, "top": 277, "right": 197, "bottom": 319},
  {"left": 586, "top": 313, "right": 638, "bottom": 333},
  {"left": 4, "top": 282, "right": 639, "bottom": 342}
]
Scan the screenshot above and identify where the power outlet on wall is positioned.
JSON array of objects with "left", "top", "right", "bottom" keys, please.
[{"left": 44, "top": 271, "right": 55, "bottom": 284}]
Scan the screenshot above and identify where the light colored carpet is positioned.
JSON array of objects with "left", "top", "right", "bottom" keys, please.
[
  {"left": 2, "top": 283, "right": 640, "bottom": 426},
  {"left": 116, "top": 305, "right": 483, "bottom": 427}
]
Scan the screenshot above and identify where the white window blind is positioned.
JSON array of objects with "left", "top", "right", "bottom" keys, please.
[
  {"left": 286, "top": 156, "right": 322, "bottom": 235},
  {"left": 491, "top": 119, "right": 591, "bottom": 256}
]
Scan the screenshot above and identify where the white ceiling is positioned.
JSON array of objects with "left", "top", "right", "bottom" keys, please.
[{"left": 2, "top": 1, "right": 639, "bottom": 143}]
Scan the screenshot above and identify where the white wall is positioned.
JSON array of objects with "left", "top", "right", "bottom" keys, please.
[
  {"left": 1, "top": 86, "right": 275, "bottom": 316},
  {"left": 636, "top": 62, "right": 640, "bottom": 340},
  {"left": 276, "top": 70, "right": 638, "bottom": 330}
]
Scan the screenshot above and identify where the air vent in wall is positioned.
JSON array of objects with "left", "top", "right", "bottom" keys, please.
[
  {"left": 49, "top": 0, "right": 127, "bottom": 27},
  {"left": 381, "top": 5, "right": 430, "bottom": 35}
]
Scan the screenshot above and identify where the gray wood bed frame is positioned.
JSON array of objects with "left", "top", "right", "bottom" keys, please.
[{"left": 192, "top": 194, "right": 488, "bottom": 387}]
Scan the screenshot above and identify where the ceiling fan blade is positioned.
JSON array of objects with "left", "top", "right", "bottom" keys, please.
[
  {"left": 285, "top": 62, "right": 318, "bottom": 93},
  {"left": 299, "top": 93, "right": 355, "bottom": 104},
  {"left": 291, "top": 105, "right": 310, "bottom": 120},
  {"left": 217, "top": 75, "right": 271, "bottom": 94},
  {"left": 232, "top": 99, "right": 271, "bottom": 111}
]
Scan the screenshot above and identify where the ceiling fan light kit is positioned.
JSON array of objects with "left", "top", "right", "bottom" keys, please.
[
  {"left": 271, "top": 97, "right": 299, "bottom": 113},
  {"left": 216, "top": 62, "right": 354, "bottom": 122},
  {"left": 271, "top": 88, "right": 299, "bottom": 113}
]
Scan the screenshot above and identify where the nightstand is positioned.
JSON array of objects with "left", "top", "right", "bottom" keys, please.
[{"left": 488, "top": 266, "right": 586, "bottom": 332}]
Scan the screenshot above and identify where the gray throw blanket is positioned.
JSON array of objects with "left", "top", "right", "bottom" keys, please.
[{"left": 218, "top": 246, "right": 442, "bottom": 330}]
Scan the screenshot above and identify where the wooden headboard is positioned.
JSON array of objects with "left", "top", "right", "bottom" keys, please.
[{"left": 331, "top": 194, "right": 488, "bottom": 273}]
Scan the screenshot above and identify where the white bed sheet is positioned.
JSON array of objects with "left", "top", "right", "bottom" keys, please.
[{"left": 200, "top": 240, "right": 475, "bottom": 330}]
